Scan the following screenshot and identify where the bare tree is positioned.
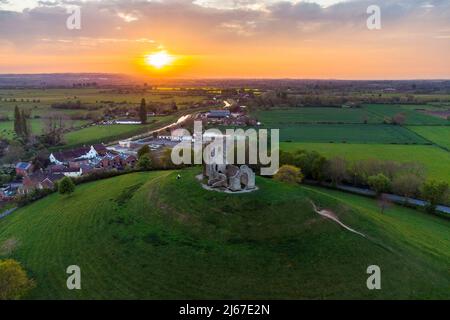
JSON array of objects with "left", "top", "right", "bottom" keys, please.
[
  {"left": 326, "top": 157, "right": 348, "bottom": 186},
  {"left": 377, "top": 194, "right": 392, "bottom": 214},
  {"left": 42, "top": 113, "right": 68, "bottom": 146}
]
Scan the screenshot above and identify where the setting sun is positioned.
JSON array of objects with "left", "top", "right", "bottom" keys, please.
[{"left": 145, "top": 51, "right": 174, "bottom": 69}]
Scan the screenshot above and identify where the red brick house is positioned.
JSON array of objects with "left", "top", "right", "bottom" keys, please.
[
  {"left": 99, "top": 153, "right": 137, "bottom": 169},
  {"left": 15, "top": 162, "right": 33, "bottom": 176},
  {"left": 19, "top": 172, "right": 64, "bottom": 194}
]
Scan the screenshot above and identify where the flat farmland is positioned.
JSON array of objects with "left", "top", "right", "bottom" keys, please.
[
  {"left": 63, "top": 116, "right": 174, "bottom": 148},
  {"left": 0, "top": 119, "right": 88, "bottom": 140},
  {"left": 364, "top": 104, "right": 448, "bottom": 125},
  {"left": 255, "top": 108, "right": 381, "bottom": 124},
  {"left": 0, "top": 88, "right": 206, "bottom": 116},
  {"left": 408, "top": 126, "right": 450, "bottom": 149},
  {"left": 280, "top": 142, "right": 450, "bottom": 183},
  {"left": 275, "top": 124, "right": 427, "bottom": 144}
]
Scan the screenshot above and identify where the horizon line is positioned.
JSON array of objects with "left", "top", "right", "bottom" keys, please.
[{"left": 0, "top": 73, "right": 450, "bottom": 82}]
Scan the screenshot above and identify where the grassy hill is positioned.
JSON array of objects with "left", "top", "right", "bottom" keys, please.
[{"left": 0, "top": 169, "right": 449, "bottom": 299}]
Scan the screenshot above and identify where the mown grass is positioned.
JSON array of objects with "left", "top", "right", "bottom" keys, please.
[
  {"left": 280, "top": 142, "right": 450, "bottom": 184},
  {"left": 0, "top": 169, "right": 448, "bottom": 299}
]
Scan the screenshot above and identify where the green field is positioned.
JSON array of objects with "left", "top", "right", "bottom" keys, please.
[
  {"left": 364, "top": 104, "right": 448, "bottom": 125},
  {"left": 407, "top": 126, "right": 450, "bottom": 150},
  {"left": 254, "top": 105, "right": 449, "bottom": 126},
  {"left": 0, "top": 169, "right": 448, "bottom": 299},
  {"left": 0, "top": 119, "right": 88, "bottom": 140},
  {"left": 0, "top": 88, "right": 206, "bottom": 118},
  {"left": 62, "top": 116, "right": 174, "bottom": 148},
  {"left": 276, "top": 124, "right": 427, "bottom": 144},
  {"left": 255, "top": 108, "right": 381, "bottom": 124},
  {"left": 253, "top": 105, "right": 445, "bottom": 144},
  {"left": 0, "top": 88, "right": 208, "bottom": 150},
  {"left": 280, "top": 142, "right": 450, "bottom": 184}
]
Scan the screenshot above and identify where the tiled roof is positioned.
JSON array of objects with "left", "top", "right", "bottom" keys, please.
[
  {"left": 93, "top": 144, "right": 108, "bottom": 155},
  {"left": 209, "top": 110, "right": 231, "bottom": 116},
  {"left": 52, "top": 147, "right": 91, "bottom": 162},
  {"left": 25, "top": 171, "right": 64, "bottom": 184},
  {"left": 52, "top": 144, "right": 107, "bottom": 162}
]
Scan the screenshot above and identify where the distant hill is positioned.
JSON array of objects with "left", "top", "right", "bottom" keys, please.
[{"left": 0, "top": 169, "right": 449, "bottom": 299}]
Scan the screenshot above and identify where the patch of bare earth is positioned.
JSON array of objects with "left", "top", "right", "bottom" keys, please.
[
  {"left": 0, "top": 237, "right": 20, "bottom": 256},
  {"left": 310, "top": 201, "right": 367, "bottom": 239}
]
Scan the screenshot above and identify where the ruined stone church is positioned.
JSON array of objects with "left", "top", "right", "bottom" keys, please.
[{"left": 203, "top": 143, "right": 256, "bottom": 192}]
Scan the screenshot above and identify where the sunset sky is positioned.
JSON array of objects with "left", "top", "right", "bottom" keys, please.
[{"left": 0, "top": 0, "right": 449, "bottom": 79}]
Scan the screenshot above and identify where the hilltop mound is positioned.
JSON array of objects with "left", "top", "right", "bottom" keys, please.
[{"left": 0, "top": 169, "right": 449, "bottom": 299}]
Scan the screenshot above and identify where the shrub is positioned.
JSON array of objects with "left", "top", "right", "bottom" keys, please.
[
  {"left": 274, "top": 165, "right": 304, "bottom": 184},
  {"left": 137, "top": 145, "right": 150, "bottom": 159},
  {"left": 0, "top": 259, "right": 35, "bottom": 300},
  {"left": 421, "top": 180, "right": 449, "bottom": 213},
  {"left": 58, "top": 176, "right": 76, "bottom": 195},
  {"left": 137, "top": 154, "right": 152, "bottom": 171},
  {"left": 15, "top": 188, "right": 55, "bottom": 207},
  {"left": 368, "top": 174, "right": 391, "bottom": 195}
]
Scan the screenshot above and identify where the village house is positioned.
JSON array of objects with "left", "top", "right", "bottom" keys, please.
[
  {"left": 48, "top": 165, "right": 84, "bottom": 177},
  {"left": 15, "top": 162, "right": 33, "bottom": 176},
  {"left": 0, "top": 182, "right": 22, "bottom": 200},
  {"left": 18, "top": 171, "right": 64, "bottom": 194},
  {"left": 99, "top": 153, "right": 137, "bottom": 169},
  {"left": 49, "top": 144, "right": 108, "bottom": 165}
]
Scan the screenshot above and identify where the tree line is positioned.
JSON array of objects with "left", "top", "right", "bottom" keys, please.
[{"left": 279, "top": 149, "right": 450, "bottom": 213}]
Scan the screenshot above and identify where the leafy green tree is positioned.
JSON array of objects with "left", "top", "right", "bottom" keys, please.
[
  {"left": 368, "top": 174, "right": 391, "bottom": 195},
  {"left": 0, "top": 259, "right": 35, "bottom": 300},
  {"left": 137, "top": 154, "right": 152, "bottom": 171},
  {"left": 160, "top": 148, "right": 175, "bottom": 169},
  {"left": 20, "top": 110, "right": 30, "bottom": 141},
  {"left": 58, "top": 177, "right": 76, "bottom": 195},
  {"left": 137, "top": 145, "right": 150, "bottom": 159},
  {"left": 13, "top": 106, "right": 22, "bottom": 137},
  {"left": 274, "top": 165, "right": 304, "bottom": 184},
  {"left": 421, "top": 180, "right": 449, "bottom": 213},
  {"left": 139, "top": 98, "right": 147, "bottom": 124},
  {"left": 279, "top": 150, "right": 295, "bottom": 166},
  {"left": 326, "top": 157, "right": 347, "bottom": 186},
  {"left": 311, "top": 155, "right": 327, "bottom": 183}
]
